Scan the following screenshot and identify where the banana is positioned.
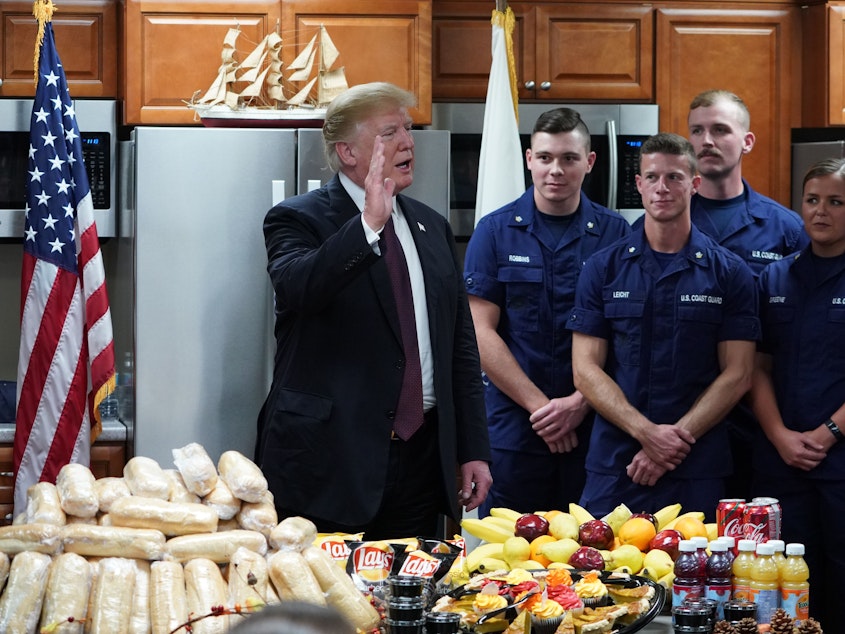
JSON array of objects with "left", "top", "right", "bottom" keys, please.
[
  {"left": 657, "top": 571, "right": 675, "bottom": 589},
  {"left": 663, "top": 511, "right": 706, "bottom": 531},
  {"left": 612, "top": 565, "right": 633, "bottom": 575},
  {"left": 488, "top": 508, "right": 523, "bottom": 522},
  {"left": 568, "top": 503, "right": 594, "bottom": 525},
  {"left": 482, "top": 516, "right": 517, "bottom": 532},
  {"left": 547, "top": 562, "right": 573, "bottom": 570},
  {"left": 466, "top": 542, "right": 506, "bottom": 572},
  {"left": 461, "top": 518, "right": 513, "bottom": 543},
  {"left": 475, "top": 557, "right": 509, "bottom": 574},
  {"left": 705, "top": 522, "right": 718, "bottom": 541},
  {"left": 639, "top": 567, "right": 659, "bottom": 582},
  {"left": 654, "top": 503, "right": 682, "bottom": 530}
]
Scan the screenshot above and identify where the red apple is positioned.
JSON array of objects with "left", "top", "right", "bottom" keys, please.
[
  {"left": 578, "top": 519, "right": 614, "bottom": 550},
  {"left": 514, "top": 513, "right": 550, "bottom": 542},
  {"left": 630, "top": 511, "right": 659, "bottom": 531},
  {"left": 649, "top": 529, "right": 684, "bottom": 560},
  {"left": 568, "top": 546, "right": 605, "bottom": 571}
]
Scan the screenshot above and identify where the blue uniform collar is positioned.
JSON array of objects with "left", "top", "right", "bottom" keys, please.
[
  {"left": 788, "top": 244, "right": 845, "bottom": 285},
  {"left": 691, "top": 178, "right": 770, "bottom": 236},
  {"left": 621, "top": 223, "right": 712, "bottom": 270},
  {"left": 507, "top": 188, "right": 604, "bottom": 240}
]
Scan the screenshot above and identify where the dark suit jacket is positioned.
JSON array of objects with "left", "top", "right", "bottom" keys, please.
[{"left": 255, "top": 175, "right": 490, "bottom": 525}]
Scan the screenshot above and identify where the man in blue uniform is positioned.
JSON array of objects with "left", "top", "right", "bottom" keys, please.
[
  {"left": 569, "top": 133, "right": 760, "bottom": 518},
  {"left": 687, "top": 90, "right": 808, "bottom": 275},
  {"left": 687, "top": 90, "right": 809, "bottom": 500},
  {"left": 463, "top": 108, "right": 631, "bottom": 515}
]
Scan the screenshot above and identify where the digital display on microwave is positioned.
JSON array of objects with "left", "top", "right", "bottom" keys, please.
[{"left": 0, "top": 131, "right": 111, "bottom": 210}]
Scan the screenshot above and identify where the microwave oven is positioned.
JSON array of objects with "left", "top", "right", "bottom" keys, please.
[
  {"left": 0, "top": 99, "right": 117, "bottom": 238},
  {"left": 431, "top": 102, "right": 659, "bottom": 236}
]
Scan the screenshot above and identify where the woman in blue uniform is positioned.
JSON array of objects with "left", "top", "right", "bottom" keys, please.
[{"left": 749, "top": 157, "right": 845, "bottom": 628}]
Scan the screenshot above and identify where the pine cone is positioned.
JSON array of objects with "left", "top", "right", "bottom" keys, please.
[
  {"left": 770, "top": 608, "right": 795, "bottom": 634},
  {"left": 796, "top": 618, "right": 823, "bottom": 634},
  {"left": 713, "top": 621, "right": 737, "bottom": 634},
  {"left": 734, "top": 617, "right": 759, "bottom": 634}
]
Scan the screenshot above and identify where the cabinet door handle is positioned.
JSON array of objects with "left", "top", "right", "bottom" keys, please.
[
  {"left": 0, "top": 472, "right": 12, "bottom": 478},
  {"left": 540, "top": 82, "right": 551, "bottom": 91},
  {"left": 524, "top": 80, "right": 536, "bottom": 90}
]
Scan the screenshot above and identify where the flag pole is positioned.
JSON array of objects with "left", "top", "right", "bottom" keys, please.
[
  {"left": 474, "top": 0, "right": 525, "bottom": 226},
  {"left": 32, "top": 0, "right": 56, "bottom": 85}
]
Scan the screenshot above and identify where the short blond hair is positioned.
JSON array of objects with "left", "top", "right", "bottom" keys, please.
[
  {"left": 689, "top": 89, "right": 750, "bottom": 131},
  {"left": 322, "top": 82, "right": 417, "bottom": 172}
]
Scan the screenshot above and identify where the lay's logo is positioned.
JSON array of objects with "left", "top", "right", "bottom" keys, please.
[
  {"left": 398, "top": 551, "right": 441, "bottom": 578},
  {"left": 352, "top": 545, "right": 394, "bottom": 582},
  {"left": 320, "top": 539, "right": 351, "bottom": 562}
]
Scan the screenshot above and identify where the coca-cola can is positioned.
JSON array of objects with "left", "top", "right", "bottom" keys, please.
[
  {"left": 717, "top": 498, "right": 746, "bottom": 543},
  {"left": 742, "top": 500, "right": 781, "bottom": 544}
]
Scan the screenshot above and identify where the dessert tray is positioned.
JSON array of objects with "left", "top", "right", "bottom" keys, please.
[{"left": 431, "top": 569, "right": 666, "bottom": 634}]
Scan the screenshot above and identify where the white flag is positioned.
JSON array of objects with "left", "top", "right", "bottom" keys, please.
[{"left": 475, "top": 7, "right": 525, "bottom": 226}]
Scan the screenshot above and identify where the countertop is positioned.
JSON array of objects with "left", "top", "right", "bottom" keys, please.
[{"left": 0, "top": 418, "right": 127, "bottom": 444}]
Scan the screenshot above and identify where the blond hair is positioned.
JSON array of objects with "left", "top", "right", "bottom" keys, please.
[
  {"left": 322, "top": 82, "right": 416, "bottom": 172},
  {"left": 689, "top": 89, "right": 750, "bottom": 131}
]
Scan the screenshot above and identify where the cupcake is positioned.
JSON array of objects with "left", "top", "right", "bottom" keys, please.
[
  {"left": 546, "top": 584, "right": 584, "bottom": 614},
  {"left": 473, "top": 591, "right": 509, "bottom": 616},
  {"left": 572, "top": 571, "right": 608, "bottom": 607},
  {"left": 527, "top": 593, "right": 565, "bottom": 634}
]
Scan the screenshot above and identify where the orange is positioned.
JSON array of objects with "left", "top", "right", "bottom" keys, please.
[
  {"left": 542, "top": 510, "right": 563, "bottom": 522},
  {"left": 529, "top": 534, "right": 557, "bottom": 567},
  {"left": 617, "top": 517, "right": 657, "bottom": 551},
  {"left": 674, "top": 516, "right": 709, "bottom": 540}
]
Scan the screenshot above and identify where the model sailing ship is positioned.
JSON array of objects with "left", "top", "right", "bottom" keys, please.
[{"left": 188, "top": 24, "right": 349, "bottom": 127}]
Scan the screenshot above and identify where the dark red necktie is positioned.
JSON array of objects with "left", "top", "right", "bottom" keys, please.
[{"left": 382, "top": 216, "right": 425, "bottom": 440}]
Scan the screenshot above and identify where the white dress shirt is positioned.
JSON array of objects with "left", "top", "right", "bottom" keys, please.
[{"left": 338, "top": 173, "right": 435, "bottom": 411}]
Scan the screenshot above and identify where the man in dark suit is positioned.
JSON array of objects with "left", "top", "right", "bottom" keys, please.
[{"left": 255, "top": 82, "right": 492, "bottom": 539}]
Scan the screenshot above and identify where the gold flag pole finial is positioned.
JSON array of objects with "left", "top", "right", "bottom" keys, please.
[{"left": 32, "top": 0, "right": 56, "bottom": 85}]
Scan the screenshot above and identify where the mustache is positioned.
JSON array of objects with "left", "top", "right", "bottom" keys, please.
[{"left": 697, "top": 150, "right": 721, "bottom": 159}]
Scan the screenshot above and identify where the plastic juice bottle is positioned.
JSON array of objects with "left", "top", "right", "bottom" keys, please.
[
  {"left": 749, "top": 542, "right": 780, "bottom": 624},
  {"left": 673, "top": 540, "right": 705, "bottom": 608},
  {"left": 718, "top": 536, "right": 736, "bottom": 567},
  {"left": 780, "top": 543, "right": 810, "bottom": 623},
  {"left": 732, "top": 539, "right": 756, "bottom": 601},
  {"left": 769, "top": 539, "right": 786, "bottom": 574},
  {"left": 691, "top": 536, "right": 710, "bottom": 570},
  {"left": 705, "top": 540, "right": 733, "bottom": 620}
]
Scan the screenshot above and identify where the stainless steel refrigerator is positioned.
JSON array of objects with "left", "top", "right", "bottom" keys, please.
[{"left": 118, "top": 126, "right": 450, "bottom": 467}]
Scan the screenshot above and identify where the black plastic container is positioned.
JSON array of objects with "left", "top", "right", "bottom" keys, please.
[
  {"left": 388, "top": 598, "right": 426, "bottom": 622},
  {"left": 672, "top": 604, "right": 712, "bottom": 628},
  {"left": 386, "top": 618, "right": 426, "bottom": 634},
  {"left": 424, "top": 611, "right": 461, "bottom": 634},
  {"left": 387, "top": 575, "right": 427, "bottom": 599},
  {"left": 723, "top": 599, "right": 757, "bottom": 623}
]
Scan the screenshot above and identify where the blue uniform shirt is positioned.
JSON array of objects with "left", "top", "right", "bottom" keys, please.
[
  {"left": 756, "top": 247, "right": 845, "bottom": 479},
  {"left": 567, "top": 225, "right": 760, "bottom": 477},
  {"left": 691, "top": 180, "right": 809, "bottom": 276},
  {"left": 463, "top": 188, "right": 631, "bottom": 454}
]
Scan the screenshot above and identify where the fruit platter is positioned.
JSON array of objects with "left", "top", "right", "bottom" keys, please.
[{"left": 431, "top": 567, "right": 665, "bottom": 634}]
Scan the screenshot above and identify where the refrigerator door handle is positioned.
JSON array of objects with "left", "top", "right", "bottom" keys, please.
[
  {"left": 272, "top": 180, "right": 286, "bottom": 206},
  {"left": 606, "top": 119, "right": 618, "bottom": 211}
]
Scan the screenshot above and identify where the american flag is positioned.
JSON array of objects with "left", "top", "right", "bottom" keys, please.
[{"left": 13, "top": 20, "right": 115, "bottom": 516}]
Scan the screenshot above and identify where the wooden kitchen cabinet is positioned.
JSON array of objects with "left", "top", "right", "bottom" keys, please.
[
  {"left": 654, "top": 4, "right": 801, "bottom": 207},
  {"left": 432, "top": 1, "right": 653, "bottom": 102},
  {"left": 121, "top": 0, "right": 283, "bottom": 125},
  {"left": 0, "top": 0, "right": 117, "bottom": 98},
  {"left": 122, "top": 0, "right": 430, "bottom": 125},
  {"left": 0, "top": 441, "right": 126, "bottom": 525},
  {"left": 801, "top": 2, "right": 845, "bottom": 126},
  {"left": 281, "top": 0, "right": 432, "bottom": 124}
]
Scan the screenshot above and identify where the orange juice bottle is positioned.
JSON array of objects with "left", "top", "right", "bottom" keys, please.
[
  {"left": 780, "top": 543, "right": 810, "bottom": 623},
  {"left": 732, "top": 538, "right": 756, "bottom": 601},
  {"left": 749, "top": 542, "right": 779, "bottom": 624},
  {"left": 770, "top": 539, "right": 786, "bottom": 574}
]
